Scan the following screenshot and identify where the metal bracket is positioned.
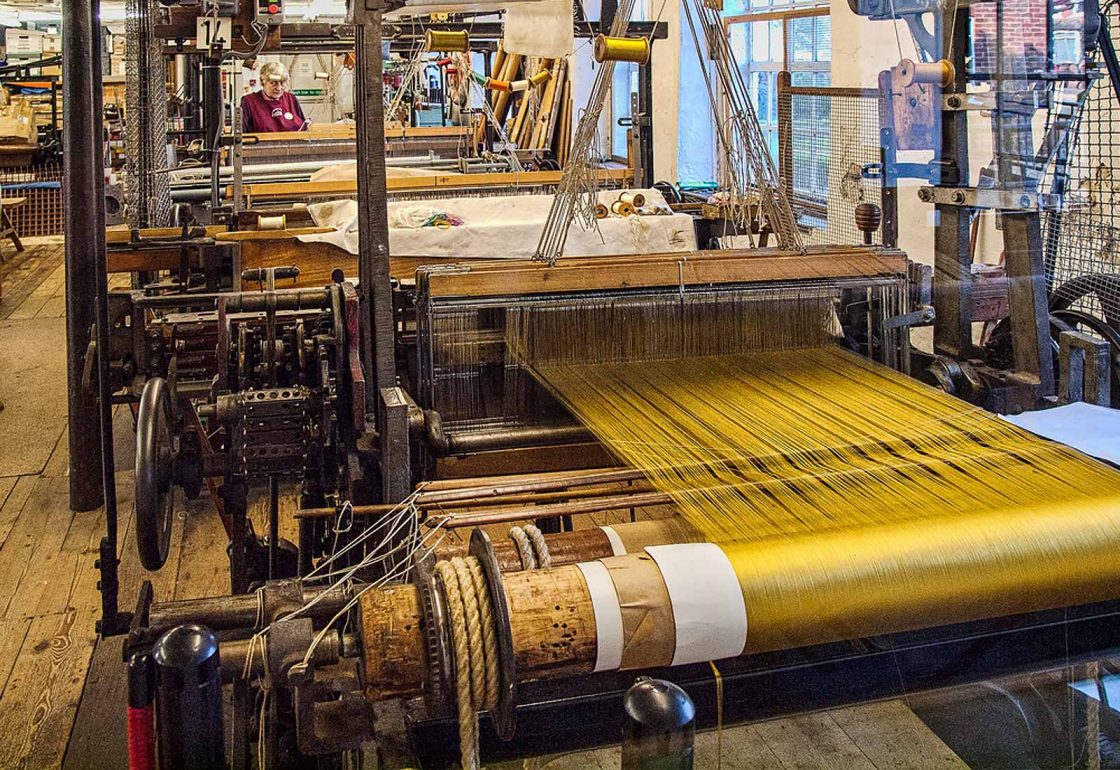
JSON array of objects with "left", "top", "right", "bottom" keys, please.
[
  {"left": 883, "top": 305, "right": 936, "bottom": 330},
  {"left": 916, "top": 186, "right": 1058, "bottom": 211},
  {"left": 943, "top": 91, "right": 1049, "bottom": 112},
  {"left": 1059, "top": 330, "right": 1111, "bottom": 406}
]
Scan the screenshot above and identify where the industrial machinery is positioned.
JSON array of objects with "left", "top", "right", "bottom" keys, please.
[{"left": 56, "top": 0, "right": 1120, "bottom": 762}]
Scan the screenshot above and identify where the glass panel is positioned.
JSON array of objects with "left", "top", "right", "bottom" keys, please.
[{"left": 751, "top": 19, "right": 771, "bottom": 62}]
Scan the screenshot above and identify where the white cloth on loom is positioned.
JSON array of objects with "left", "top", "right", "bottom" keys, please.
[
  {"left": 300, "top": 188, "right": 697, "bottom": 258},
  {"left": 1002, "top": 402, "right": 1120, "bottom": 466},
  {"left": 309, "top": 163, "right": 442, "bottom": 183},
  {"left": 503, "top": 0, "right": 574, "bottom": 58}
]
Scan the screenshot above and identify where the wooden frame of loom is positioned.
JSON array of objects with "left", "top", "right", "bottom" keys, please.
[{"left": 417, "top": 245, "right": 909, "bottom": 298}]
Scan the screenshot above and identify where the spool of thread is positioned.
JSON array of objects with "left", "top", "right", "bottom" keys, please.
[
  {"left": 612, "top": 199, "right": 636, "bottom": 217},
  {"left": 595, "top": 202, "right": 610, "bottom": 219},
  {"left": 530, "top": 70, "right": 552, "bottom": 86},
  {"left": 897, "top": 58, "right": 954, "bottom": 87},
  {"left": 594, "top": 35, "right": 651, "bottom": 64},
  {"left": 510, "top": 79, "right": 530, "bottom": 92},
  {"left": 436, "top": 57, "right": 453, "bottom": 67},
  {"left": 486, "top": 78, "right": 511, "bottom": 92},
  {"left": 619, "top": 191, "right": 646, "bottom": 208},
  {"left": 258, "top": 214, "right": 287, "bottom": 231},
  {"left": 425, "top": 29, "right": 470, "bottom": 52}
]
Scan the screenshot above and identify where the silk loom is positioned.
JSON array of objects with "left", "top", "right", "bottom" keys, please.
[{"left": 57, "top": 0, "right": 1120, "bottom": 764}]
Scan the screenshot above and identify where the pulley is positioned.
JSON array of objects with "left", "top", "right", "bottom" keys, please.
[{"left": 135, "top": 377, "right": 177, "bottom": 571}]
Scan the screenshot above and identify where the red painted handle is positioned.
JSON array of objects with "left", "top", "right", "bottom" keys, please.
[{"left": 127, "top": 704, "right": 156, "bottom": 770}]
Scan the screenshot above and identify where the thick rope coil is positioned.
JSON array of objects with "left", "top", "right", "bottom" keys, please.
[
  {"left": 525, "top": 524, "right": 551, "bottom": 569},
  {"left": 508, "top": 525, "right": 537, "bottom": 570},
  {"left": 437, "top": 556, "right": 499, "bottom": 770},
  {"left": 509, "top": 524, "right": 552, "bottom": 570}
]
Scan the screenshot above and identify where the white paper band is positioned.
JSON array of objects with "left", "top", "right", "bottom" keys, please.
[
  {"left": 576, "top": 560, "right": 624, "bottom": 672},
  {"left": 599, "top": 525, "right": 627, "bottom": 556},
  {"left": 645, "top": 543, "right": 748, "bottom": 666}
]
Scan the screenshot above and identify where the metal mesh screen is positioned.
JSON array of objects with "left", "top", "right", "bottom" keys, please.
[
  {"left": 1043, "top": 14, "right": 1120, "bottom": 321},
  {"left": 125, "top": 0, "right": 172, "bottom": 228},
  {"left": 777, "top": 77, "right": 883, "bottom": 246},
  {"left": 0, "top": 163, "right": 64, "bottom": 237}
]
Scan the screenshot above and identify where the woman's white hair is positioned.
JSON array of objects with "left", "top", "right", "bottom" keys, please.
[{"left": 260, "top": 61, "right": 289, "bottom": 83}]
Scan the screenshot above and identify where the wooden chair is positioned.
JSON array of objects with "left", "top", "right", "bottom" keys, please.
[{"left": 0, "top": 195, "right": 25, "bottom": 256}]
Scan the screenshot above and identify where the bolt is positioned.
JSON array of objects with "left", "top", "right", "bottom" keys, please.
[
  {"left": 917, "top": 188, "right": 932, "bottom": 202},
  {"left": 1019, "top": 195, "right": 1031, "bottom": 208},
  {"left": 947, "top": 96, "right": 961, "bottom": 108},
  {"left": 951, "top": 191, "right": 966, "bottom": 204}
]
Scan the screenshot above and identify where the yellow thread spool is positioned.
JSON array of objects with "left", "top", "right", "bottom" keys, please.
[
  {"left": 593, "top": 35, "right": 650, "bottom": 64},
  {"left": 529, "top": 70, "right": 552, "bottom": 86},
  {"left": 425, "top": 29, "right": 470, "bottom": 52}
]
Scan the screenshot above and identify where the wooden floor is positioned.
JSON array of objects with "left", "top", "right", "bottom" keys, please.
[
  {"left": 0, "top": 241, "right": 967, "bottom": 768},
  {"left": 0, "top": 241, "right": 229, "bottom": 769}
]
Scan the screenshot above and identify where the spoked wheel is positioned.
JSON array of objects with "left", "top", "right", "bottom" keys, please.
[{"left": 135, "top": 377, "right": 177, "bottom": 571}]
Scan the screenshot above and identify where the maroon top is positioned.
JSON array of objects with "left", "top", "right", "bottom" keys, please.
[{"left": 241, "top": 90, "right": 308, "bottom": 133}]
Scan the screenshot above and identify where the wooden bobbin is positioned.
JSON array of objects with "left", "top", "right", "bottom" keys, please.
[
  {"left": 425, "top": 29, "right": 470, "bottom": 52},
  {"left": 619, "top": 191, "right": 646, "bottom": 208},
  {"left": 612, "top": 199, "right": 636, "bottom": 217},
  {"left": 257, "top": 214, "right": 287, "bottom": 231},
  {"left": 593, "top": 34, "right": 651, "bottom": 64},
  {"left": 594, "top": 202, "right": 610, "bottom": 220},
  {"left": 897, "top": 58, "right": 954, "bottom": 87}
]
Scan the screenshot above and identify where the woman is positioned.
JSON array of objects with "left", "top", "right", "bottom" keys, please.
[{"left": 241, "top": 61, "right": 309, "bottom": 133}]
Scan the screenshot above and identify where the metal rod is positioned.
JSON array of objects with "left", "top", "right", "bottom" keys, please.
[
  {"left": 430, "top": 491, "right": 675, "bottom": 529},
  {"left": 63, "top": 0, "right": 105, "bottom": 512},
  {"left": 294, "top": 481, "right": 657, "bottom": 520}
]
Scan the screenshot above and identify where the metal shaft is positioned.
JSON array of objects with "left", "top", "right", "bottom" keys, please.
[{"left": 63, "top": 0, "right": 105, "bottom": 512}]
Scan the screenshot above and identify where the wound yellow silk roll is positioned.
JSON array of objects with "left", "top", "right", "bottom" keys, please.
[{"left": 726, "top": 495, "right": 1120, "bottom": 653}]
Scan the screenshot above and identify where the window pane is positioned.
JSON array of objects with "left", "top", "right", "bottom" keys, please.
[
  {"left": 815, "top": 15, "right": 831, "bottom": 61},
  {"left": 752, "top": 20, "right": 770, "bottom": 61}
]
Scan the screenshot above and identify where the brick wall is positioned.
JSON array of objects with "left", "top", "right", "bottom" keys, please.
[{"left": 971, "top": 0, "right": 1049, "bottom": 74}]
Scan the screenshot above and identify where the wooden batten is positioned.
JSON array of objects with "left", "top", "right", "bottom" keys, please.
[{"left": 420, "top": 247, "right": 909, "bottom": 298}]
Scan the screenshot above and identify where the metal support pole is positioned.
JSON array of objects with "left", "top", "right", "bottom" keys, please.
[
  {"left": 932, "top": 7, "right": 975, "bottom": 361},
  {"left": 63, "top": 0, "right": 105, "bottom": 512},
  {"left": 354, "top": 16, "right": 395, "bottom": 407}
]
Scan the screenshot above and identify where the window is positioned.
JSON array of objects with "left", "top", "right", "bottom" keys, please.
[
  {"left": 677, "top": 0, "right": 828, "bottom": 186},
  {"left": 610, "top": 0, "right": 648, "bottom": 161}
]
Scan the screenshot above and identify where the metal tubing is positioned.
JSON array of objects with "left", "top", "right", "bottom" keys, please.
[
  {"left": 443, "top": 424, "right": 594, "bottom": 455},
  {"left": 148, "top": 584, "right": 349, "bottom": 634},
  {"left": 63, "top": 0, "right": 105, "bottom": 512},
  {"left": 152, "top": 625, "right": 225, "bottom": 770}
]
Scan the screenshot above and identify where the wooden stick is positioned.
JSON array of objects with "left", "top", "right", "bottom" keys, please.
[
  {"left": 541, "top": 59, "right": 568, "bottom": 153},
  {"left": 293, "top": 480, "right": 658, "bottom": 520},
  {"left": 429, "top": 491, "right": 675, "bottom": 529}
]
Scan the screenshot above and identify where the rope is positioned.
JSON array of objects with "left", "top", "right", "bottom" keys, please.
[
  {"left": 437, "top": 556, "right": 499, "bottom": 770},
  {"left": 509, "top": 524, "right": 551, "bottom": 569},
  {"left": 508, "top": 525, "right": 536, "bottom": 569}
]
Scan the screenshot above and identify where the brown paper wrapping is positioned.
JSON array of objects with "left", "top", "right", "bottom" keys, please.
[{"left": 603, "top": 552, "right": 676, "bottom": 669}]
